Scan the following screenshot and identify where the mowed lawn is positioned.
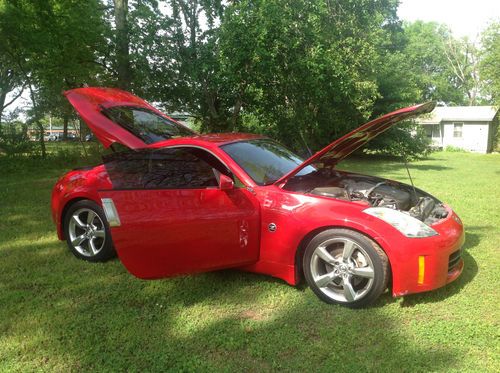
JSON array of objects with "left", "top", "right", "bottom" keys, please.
[{"left": 0, "top": 150, "right": 498, "bottom": 372}]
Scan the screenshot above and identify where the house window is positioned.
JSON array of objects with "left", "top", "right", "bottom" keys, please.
[
  {"left": 432, "top": 124, "right": 441, "bottom": 138},
  {"left": 453, "top": 123, "right": 463, "bottom": 138},
  {"left": 425, "top": 124, "right": 440, "bottom": 138}
]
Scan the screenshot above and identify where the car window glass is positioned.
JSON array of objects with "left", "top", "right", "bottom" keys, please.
[
  {"left": 143, "top": 148, "right": 218, "bottom": 189},
  {"left": 103, "top": 147, "right": 238, "bottom": 190},
  {"left": 221, "top": 139, "right": 316, "bottom": 185},
  {"left": 102, "top": 106, "right": 194, "bottom": 144},
  {"left": 103, "top": 150, "right": 150, "bottom": 189}
]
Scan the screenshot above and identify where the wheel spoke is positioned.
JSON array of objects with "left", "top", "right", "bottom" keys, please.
[
  {"left": 89, "top": 238, "right": 98, "bottom": 255},
  {"left": 342, "top": 241, "right": 356, "bottom": 262},
  {"left": 71, "top": 215, "right": 86, "bottom": 228},
  {"left": 342, "top": 277, "right": 356, "bottom": 302},
  {"left": 315, "top": 245, "right": 337, "bottom": 265},
  {"left": 314, "top": 272, "right": 337, "bottom": 288},
  {"left": 87, "top": 210, "right": 97, "bottom": 225},
  {"left": 94, "top": 230, "right": 105, "bottom": 238},
  {"left": 350, "top": 266, "right": 374, "bottom": 279},
  {"left": 72, "top": 234, "right": 86, "bottom": 247}
]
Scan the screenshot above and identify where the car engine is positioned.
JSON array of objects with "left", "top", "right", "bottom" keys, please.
[{"left": 285, "top": 169, "right": 448, "bottom": 225}]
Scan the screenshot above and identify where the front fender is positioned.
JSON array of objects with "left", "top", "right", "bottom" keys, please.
[{"left": 256, "top": 188, "right": 422, "bottom": 290}]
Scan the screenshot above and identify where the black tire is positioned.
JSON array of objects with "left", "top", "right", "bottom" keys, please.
[
  {"left": 303, "top": 228, "right": 388, "bottom": 308},
  {"left": 63, "top": 200, "right": 116, "bottom": 262}
]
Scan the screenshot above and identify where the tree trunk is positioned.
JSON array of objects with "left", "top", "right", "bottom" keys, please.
[
  {"left": 0, "top": 74, "right": 11, "bottom": 126},
  {"left": 113, "top": 0, "right": 131, "bottom": 89},
  {"left": 231, "top": 98, "right": 242, "bottom": 129},
  {"left": 37, "top": 121, "right": 46, "bottom": 158},
  {"left": 26, "top": 84, "right": 46, "bottom": 158},
  {"left": 63, "top": 112, "right": 69, "bottom": 140},
  {"left": 0, "top": 95, "right": 5, "bottom": 125},
  {"left": 0, "top": 79, "right": 25, "bottom": 126}
]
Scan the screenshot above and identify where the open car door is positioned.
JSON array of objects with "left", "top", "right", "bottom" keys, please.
[{"left": 98, "top": 147, "right": 260, "bottom": 279}]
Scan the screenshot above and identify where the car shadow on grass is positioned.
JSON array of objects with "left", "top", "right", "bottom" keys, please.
[
  {"left": 403, "top": 164, "right": 453, "bottom": 172},
  {"left": 339, "top": 156, "right": 453, "bottom": 175}
]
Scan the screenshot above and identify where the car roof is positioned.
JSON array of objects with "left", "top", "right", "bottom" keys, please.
[{"left": 146, "top": 133, "right": 266, "bottom": 149}]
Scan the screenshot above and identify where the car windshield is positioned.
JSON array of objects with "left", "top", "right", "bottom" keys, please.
[
  {"left": 221, "top": 139, "right": 316, "bottom": 185},
  {"left": 102, "top": 106, "right": 195, "bottom": 144}
]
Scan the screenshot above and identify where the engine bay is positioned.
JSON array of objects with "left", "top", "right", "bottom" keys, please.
[{"left": 284, "top": 169, "right": 448, "bottom": 225}]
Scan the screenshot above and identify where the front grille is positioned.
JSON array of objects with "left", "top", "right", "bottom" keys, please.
[{"left": 448, "top": 249, "right": 462, "bottom": 272}]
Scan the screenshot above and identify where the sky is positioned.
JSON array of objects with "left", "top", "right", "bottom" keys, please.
[{"left": 398, "top": 0, "right": 500, "bottom": 41}]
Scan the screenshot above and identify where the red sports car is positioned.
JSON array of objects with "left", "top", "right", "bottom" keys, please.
[{"left": 51, "top": 87, "right": 464, "bottom": 307}]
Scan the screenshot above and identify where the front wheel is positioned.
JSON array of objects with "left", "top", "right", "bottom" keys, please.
[
  {"left": 64, "top": 200, "right": 116, "bottom": 262},
  {"left": 303, "top": 228, "right": 389, "bottom": 308}
]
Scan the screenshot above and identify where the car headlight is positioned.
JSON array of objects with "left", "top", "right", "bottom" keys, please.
[{"left": 363, "top": 207, "right": 438, "bottom": 238}]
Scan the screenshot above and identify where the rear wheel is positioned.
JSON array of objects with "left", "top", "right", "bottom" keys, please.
[
  {"left": 64, "top": 200, "right": 115, "bottom": 262},
  {"left": 303, "top": 228, "right": 388, "bottom": 308}
]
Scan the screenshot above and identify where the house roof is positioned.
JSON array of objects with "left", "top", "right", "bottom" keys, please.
[{"left": 418, "top": 106, "right": 498, "bottom": 124}]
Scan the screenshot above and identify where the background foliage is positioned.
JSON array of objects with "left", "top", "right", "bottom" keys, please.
[{"left": 0, "top": 0, "right": 498, "bottom": 158}]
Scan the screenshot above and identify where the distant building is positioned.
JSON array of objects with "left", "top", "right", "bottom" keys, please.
[
  {"left": 417, "top": 106, "right": 499, "bottom": 153},
  {"left": 27, "top": 126, "right": 78, "bottom": 141}
]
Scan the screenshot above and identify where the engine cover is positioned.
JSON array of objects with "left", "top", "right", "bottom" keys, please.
[{"left": 343, "top": 180, "right": 412, "bottom": 210}]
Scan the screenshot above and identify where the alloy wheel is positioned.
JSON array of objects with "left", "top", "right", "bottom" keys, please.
[
  {"left": 68, "top": 208, "right": 106, "bottom": 257},
  {"left": 310, "top": 237, "right": 375, "bottom": 303}
]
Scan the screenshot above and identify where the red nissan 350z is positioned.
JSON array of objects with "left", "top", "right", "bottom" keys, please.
[{"left": 51, "top": 87, "right": 464, "bottom": 308}]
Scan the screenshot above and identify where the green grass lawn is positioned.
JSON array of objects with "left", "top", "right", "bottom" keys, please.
[{"left": 0, "top": 150, "right": 499, "bottom": 372}]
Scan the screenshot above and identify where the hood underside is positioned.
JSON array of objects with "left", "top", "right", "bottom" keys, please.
[{"left": 275, "top": 102, "right": 436, "bottom": 185}]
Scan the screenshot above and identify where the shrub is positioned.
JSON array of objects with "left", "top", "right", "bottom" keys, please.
[
  {"left": 444, "top": 145, "right": 467, "bottom": 152},
  {"left": 0, "top": 121, "right": 34, "bottom": 157}
]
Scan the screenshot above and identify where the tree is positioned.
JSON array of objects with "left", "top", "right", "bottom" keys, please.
[
  {"left": 3, "top": 0, "right": 493, "bottom": 161},
  {"left": 370, "top": 17, "right": 422, "bottom": 116},
  {"left": 217, "top": 0, "right": 400, "bottom": 151},
  {"left": 401, "top": 21, "right": 463, "bottom": 105},
  {"left": 397, "top": 21, "right": 486, "bottom": 106},
  {"left": 443, "top": 36, "right": 482, "bottom": 105},
  {"left": 0, "top": 0, "right": 108, "bottom": 152},
  {"left": 113, "top": 0, "right": 132, "bottom": 89},
  {"left": 480, "top": 21, "right": 500, "bottom": 105},
  {"left": 158, "top": 0, "right": 228, "bottom": 131},
  {"left": 0, "top": 60, "right": 24, "bottom": 125}
]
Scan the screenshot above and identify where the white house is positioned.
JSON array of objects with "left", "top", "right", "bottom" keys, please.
[{"left": 417, "top": 106, "right": 499, "bottom": 153}]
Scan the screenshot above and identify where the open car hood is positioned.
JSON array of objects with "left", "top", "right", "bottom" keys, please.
[
  {"left": 275, "top": 102, "right": 436, "bottom": 186},
  {"left": 64, "top": 87, "right": 194, "bottom": 149}
]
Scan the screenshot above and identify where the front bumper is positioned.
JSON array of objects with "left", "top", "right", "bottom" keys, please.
[{"left": 387, "top": 206, "right": 465, "bottom": 297}]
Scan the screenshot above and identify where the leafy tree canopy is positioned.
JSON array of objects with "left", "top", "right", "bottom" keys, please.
[{"left": 0, "top": 1, "right": 498, "bottom": 159}]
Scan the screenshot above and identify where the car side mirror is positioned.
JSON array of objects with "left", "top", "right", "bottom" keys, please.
[{"left": 218, "top": 174, "right": 234, "bottom": 190}]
